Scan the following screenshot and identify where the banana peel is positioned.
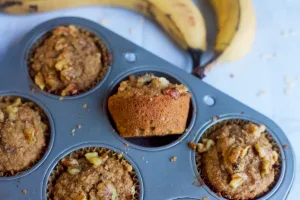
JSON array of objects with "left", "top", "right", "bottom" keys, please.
[{"left": 194, "top": 0, "right": 256, "bottom": 77}]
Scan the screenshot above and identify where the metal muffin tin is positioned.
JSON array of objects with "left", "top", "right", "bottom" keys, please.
[{"left": 0, "top": 17, "right": 295, "bottom": 200}]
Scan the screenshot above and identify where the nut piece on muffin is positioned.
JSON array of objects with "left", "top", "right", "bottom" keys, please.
[
  {"left": 53, "top": 152, "right": 135, "bottom": 200},
  {"left": 30, "top": 25, "right": 109, "bottom": 96},
  {"left": 0, "top": 97, "right": 48, "bottom": 174},
  {"left": 108, "top": 74, "right": 191, "bottom": 138},
  {"left": 198, "top": 123, "right": 280, "bottom": 200}
]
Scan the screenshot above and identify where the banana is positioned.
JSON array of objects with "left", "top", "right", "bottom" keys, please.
[
  {"left": 0, "top": 0, "right": 207, "bottom": 68},
  {"left": 194, "top": 0, "right": 256, "bottom": 77}
]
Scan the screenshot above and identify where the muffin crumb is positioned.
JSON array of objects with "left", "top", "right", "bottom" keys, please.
[
  {"left": 170, "top": 156, "right": 177, "bottom": 162},
  {"left": 22, "top": 190, "right": 27, "bottom": 195},
  {"left": 188, "top": 141, "right": 197, "bottom": 151},
  {"left": 77, "top": 125, "right": 81, "bottom": 129},
  {"left": 282, "top": 145, "right": 289, "bottom": 149},
  {"left": 202, "top": 197, "right": 208, "bottom": 200},
  {"left": 83, "top": 104, "right": 87, "bottom": 108}
]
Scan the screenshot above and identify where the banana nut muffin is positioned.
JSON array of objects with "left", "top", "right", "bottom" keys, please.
[
  {"left": 198, "top": 123, "right": 280, "bottom": 200},
  {"left": 52, "top": 152, "right": 135, "bottom": 200},
  {"left": 30, "top": 25, "right": 109, "bottom": 96},
  {"left": 0, "top": 97, "right": 48, "bottom": 173},
  {"left": 108, "top": 74, "right": 191, "bottom": 138}
]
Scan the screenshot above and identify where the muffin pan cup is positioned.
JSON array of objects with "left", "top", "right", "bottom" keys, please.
[{"left": 0, "top": 17, "right": 295, "bottom": 200}]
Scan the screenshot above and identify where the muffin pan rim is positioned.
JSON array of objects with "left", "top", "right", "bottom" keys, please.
[
  {"left": 191, "top": 114, "right": 290, "bottom": 200},
  {"left": 0, "top": 91, "right": 55, "bottom": 180},
  {"left": 42, "top": 142, "right": 144, "bottom": 200},
  {"left": 103, "top": 67, "right": 197, "bottom": 151},
  {"left": 21, "top": 18, "right": 113, "bottom": 100}
]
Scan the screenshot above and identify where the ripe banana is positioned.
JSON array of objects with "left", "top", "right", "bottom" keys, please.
[
  {"left": 194, "top": 0, "right": 256, "bottom": 76},
  {"left": 0, "top": 0, "right": 207, "bottom": 68}
]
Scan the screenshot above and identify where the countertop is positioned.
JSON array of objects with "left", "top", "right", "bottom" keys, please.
[{"left": 0, "top": 0, "right": 299, "bottom": 199}]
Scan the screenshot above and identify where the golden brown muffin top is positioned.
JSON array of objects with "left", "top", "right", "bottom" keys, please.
[
  {"left": 198, "top": 123, "right": 280, "bottom": 200},
  {"left": 53, "top": 152, "right": 135, "bottom": 200},
  {"left": 30, "top": 25, "right": 107, "bottom": 96},
  {"left": 116, "top": 74, "right": 189, "bottom": 99},
  {"left": 0, "top": 97, "right": 48, "bottom": 173}
]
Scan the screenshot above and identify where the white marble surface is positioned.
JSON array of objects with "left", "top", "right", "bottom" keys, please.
[{"left": 0, "top": 0, "right": 299, "bottom": 199}]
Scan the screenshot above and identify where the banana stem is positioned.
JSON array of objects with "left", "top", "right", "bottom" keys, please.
[{"left": 188, "top": 48, "right": 206, "bottom": 79}]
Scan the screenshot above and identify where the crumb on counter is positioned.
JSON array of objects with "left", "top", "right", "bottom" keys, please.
[
  {"left": 99, "top": 19, "right": 108, "bottom": 25},
  {"left": 77, "top": 125, "right": 81, "bottom": 129},
  {"left": 202, "top": 197, "right": 208, "bottom": 200},
  {"left": 59, "top": 97, "right": 64, "bottom": 101},
  {"left": 83, "top": 104, "right": 87, "bottom": 108},
  {"left": 257, "top": 90, "right": 267, "bottom": 97},
  {"left": 22, "top": 190, "right": 27, "bottom": 195}
]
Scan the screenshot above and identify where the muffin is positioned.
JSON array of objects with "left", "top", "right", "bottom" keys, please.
[
  {"left": 197, "top": 122, "right": 280, "bottom": 200},
  {"left": 52, "top": 151, "right": 135, "bottom": 200},
  {"left": 108, "top": 74, "right": 191, "bottom": 138},
  {"left": 0, "top": 97, "right": 48, "bottom": 174},
  {"left": 29, "top": 25, "right": 109, "bottom": 96}
]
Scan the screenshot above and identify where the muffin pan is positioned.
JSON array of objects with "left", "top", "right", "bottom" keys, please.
[{"left": 0, "top": 17, "right": 295, "bottom": 200}]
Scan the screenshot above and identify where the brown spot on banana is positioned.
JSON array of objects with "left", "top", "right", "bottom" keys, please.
[{"left": 0, "top": 0, "right": 22, "bottom": 9}]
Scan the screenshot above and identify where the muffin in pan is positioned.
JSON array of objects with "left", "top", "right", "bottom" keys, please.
[
  {"left": 49, "top": 149, "right": 136, "bottom": 200},
  {"left": 29, "top": 25, "right": 110, "bottom": 96},
  {"left": 0, "top": 97, "right": 49, "bottom": 175},
  {"left": 108, "top": 74, "right": 191, "bottom": 138},
  {"left": 197, "top": 121, "right": 280, "bottom": 200}
]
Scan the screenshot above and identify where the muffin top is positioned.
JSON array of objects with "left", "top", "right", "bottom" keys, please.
[
  {"left": 53, "top": 152, "right": 135, "bottom": 200},
  {"left": 30, "top": 25, "right": 107, "bottom": 96},
  {"left": 198, "top": 123, "right": 280, "bottom": 200},
  {"left": 0, "top": 97, "right": 48, "bottom": 173},
  {"left": 116, "top": 74, "right": 189, "bottom": 99}
]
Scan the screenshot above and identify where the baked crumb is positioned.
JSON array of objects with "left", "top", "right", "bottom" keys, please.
[
  {"left": 83, "top": 104, "right": 87, "bottom": 108},
  {"left": 170, "top": 156, "right": 177, "bottom": 162},
  {"left": 77, "top": 125, "right": 81, "bottom": 129},
  {"left": 59, "top": 97, "right": 63, "bottom": 101},
  {"left": 129, "top": 27, "right": 135, "bottom": 35},
  {"left": 188, "top": 141, "right": 197, "bottom": 151},
  {"left": 22, "top": 190, "right": 27, "bottom": 195},
  {"left": 202, "top": 197, "right": 208, "bottom": 200},
  {"left": 282, "top": 145, "right": 289, "bottom": 149},
  {"left": 99, "top": 19, "right": 108, "bottom": 25},
  {"left": 72, "top": 129, "right": 75, "bottom": 133},
  {"left": 257, "top": 90, "right": 267, "bottom": 97}
]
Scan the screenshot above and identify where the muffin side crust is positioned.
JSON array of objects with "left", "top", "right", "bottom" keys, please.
[{"left": 108, "top": 74, "right": 191, "bottom": 137}]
